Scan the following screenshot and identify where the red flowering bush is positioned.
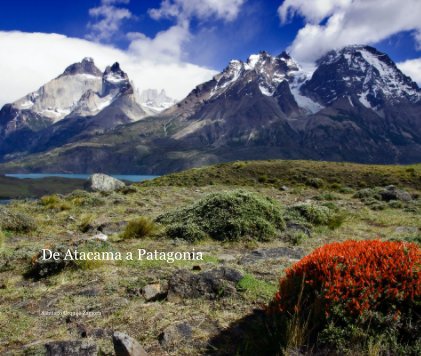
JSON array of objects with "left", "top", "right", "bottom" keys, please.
[{"left": 270, "top": 240, "right": 421, "bottom": 353}]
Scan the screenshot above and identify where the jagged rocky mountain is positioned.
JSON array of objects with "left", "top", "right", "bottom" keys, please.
[
  {"left": 0, "top": 45, "right": 420, "bottom": 173},
  {"left": 0, "top": 58, "right": 174, "bottom": 159},
  {"left": 138, "top": 89, "right": 177, "bottom": 113}
]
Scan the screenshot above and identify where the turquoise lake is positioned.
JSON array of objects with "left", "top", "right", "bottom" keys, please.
[{"left": 5, "top": 174, "right": 159, "bottom": 183}]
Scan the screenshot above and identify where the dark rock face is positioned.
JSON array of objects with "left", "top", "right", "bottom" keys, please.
[
  {"left": 167, "top": 267, "right": 243, "bottom": 301},
  {"left": 113, "top": 331, "right": 148, "bottom": 356},
  {"left": 102, "top": 62, "right": 133, "bottom": 96},
  {"left": 302, "top": 46, "right": 420, "bottom": 107},
  {"left": 45, "top": 340, "right": 97, "bottom": 356}
]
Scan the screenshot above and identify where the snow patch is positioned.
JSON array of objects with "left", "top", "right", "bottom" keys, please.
[
  {"left": 245, "top": 54, "right": 261, "bottom": 70},
  {"left": 259, "top": 84, "right": 273, "bottom": 96},
  {"left": 104, "top": 72, "right": 126, "bottom": 84}
]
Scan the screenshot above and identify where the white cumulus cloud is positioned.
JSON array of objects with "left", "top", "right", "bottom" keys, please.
[
  {"left": 149, "top": 0, "right": 245, "bottom": 22},
  {"left": 0, "top": 31, "right": 216, "bottom": 106},
  {"left": 278, "top": 0, "right": 421, "bottom": 64},
  {"left": 87, "top": 0, "right": 134, "bottom": 42},
  {"left": 397, "top": 58, "right": 421, "bottom": 86},
  {"left": 124, "top": 0, "right": 246, "bottom": 66}
]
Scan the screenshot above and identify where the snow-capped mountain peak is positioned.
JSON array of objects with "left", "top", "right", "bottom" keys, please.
[
  {"left": 2, "top": 58, "right": 152, "bottom": 137},
  {"left": 303, "top": 45, "right": 421, "bottom": 109},
  {"left": 138, "top": 89, "right": 177, "bottom": 113},
  {"left": 102, "top": 62, "right": 132, "bottom": 97},
  {"left": 12, "top": 58, "right": 103, "bottom": 122},
  {"left": 209, "top": 51, "right": 308, "bottom": 104}
]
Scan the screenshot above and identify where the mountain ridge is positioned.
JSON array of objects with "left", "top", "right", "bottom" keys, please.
[{"left": 0, "top": 45, "right": 420, "bottom": 173}]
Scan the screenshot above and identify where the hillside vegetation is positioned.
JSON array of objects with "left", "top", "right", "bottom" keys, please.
[
  {"left": 142, "top": 159, "right": 421, "bottom": 189},
  {"left": 0, "top": 160, "right": 420, "bottom": 355}
]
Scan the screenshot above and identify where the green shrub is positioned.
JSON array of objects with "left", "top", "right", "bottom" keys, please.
[
  {"left": 157, "top": 190, "right": 285, "bottom": 241},
  {"left": 314, "top": 193, "right": 338, "bottom": 201},
  {"left": 66, "top": 190, "right": 104, "bottom": 206},
  {"left": 258, "top": 175, "right": 268, "bottom": 183},
  {"left": 0, "top": 207, "right": 36, "bottom": 233},
  {"left": 75, "top": 240, "right": 113, "bottom": 270},
  {"left": 389, "top": 200, "right": 403, "bottom": 209},
  {"left": 305, "top": 177, "right": 324, "bottom": 189},
  {"left": 286, "top": 203, "right": 330, "bottom": 226},
  {"left": 0, "top": 230, "right": 5, "bottom": 250},
  {"left": 121, "top": 217, "right": 157, "bottom": 239},
  {"left": 79, "top": 214, "right": 95, "bottom": 233},
  {"left": 166, "top": 223, "right": 207, "bottom": 242},
  {"left": 337, "top": 186, "right": 354, "bottom": 194},
  {"left": 40, "top": 194, "right": 71, "bottom": 211},
  {"left": 285, "top": 203, "right": 345, "bottom": 230},
  {"left": 284, "top": 230, "right": 308, "bottom": 245}
]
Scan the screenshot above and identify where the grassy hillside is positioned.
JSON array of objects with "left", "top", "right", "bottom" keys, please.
[
  {"left": 142, "top": 159, "right": 421, "bottom": 189},
  {"left": 0, "top": 175, "right": 85, "bottom": 199},
  {"left": 0, "top": 160, "right": 420, "bottom": 355}
]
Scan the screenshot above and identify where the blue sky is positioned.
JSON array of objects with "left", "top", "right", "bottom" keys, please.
[
  {"left": 0, "top": 0, "right": 420, "bottom": 104},
  {"left": 0, "top": 0, "right": 419, "bottom": 68}
]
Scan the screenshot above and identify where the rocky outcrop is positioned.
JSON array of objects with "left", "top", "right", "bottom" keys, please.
[
  {"left": 45, "top": 340, "right": 97, "bottom": 356},
  {"left": 85, "top": 173, "right": 125, "bottom": 192}
]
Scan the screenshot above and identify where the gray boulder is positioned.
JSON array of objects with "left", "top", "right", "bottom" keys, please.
[
  {"left": 142, "top": 283, "right": 163, "bottom": 302},
  {"left": 113, "top": 332, "right": 148, "bottom": 356},
  {"left": 159, "top": 322, "right": 192, "bottom": 349},
  {"left": 380, "top": 185, "right": 411, "bottom": 202},
  {"left": 240, "top": 247, "right": 305, "bottom": 265},
  {"left": 85, "top": 173, "right": 125, "bottom": 192},
  {"left": 167, "top": 267, "right": 243, "bottom": 301}
]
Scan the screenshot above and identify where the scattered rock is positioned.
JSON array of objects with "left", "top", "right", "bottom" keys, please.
[
  {"left": 192, "top": 265, "right": 202, "bottom": 271},
  {"left": 394, "top": 226, "right": 419, "bottom": 234},
  {"left": 85, "top": 173, "right": 125, "bottom": 193},
  {"left": 286, "top": 222, "right": 312, "bottom": 237},
  {"left": 98, "top": 221, "right": 127, "bottom": 234},
  {"left": 280, "top": 185, "right": 289, "bottom": 191},
  {"left": 77, "top": 287, "right": 100, "bottom": 297},
  {"left": 91, "top": 328, "right": 113, "bottom": 339},
  {"left": 142, "top": 283, "right": 163, "bottom": 302},
  {"left": 81, "top": 217, "right": 127, "bottom": 234},
  {"left": 159, "top": 322, "right": 192, "bottom": 349},
  {"left": 45, "top": 340, "right": 97, "bottom": 356},
  {"left": 92, "top": 232, "right": 108, "bottom": 241},
  {"left": 240, "top": 247, "right": 305, "bottom": 265},
  {"left": 167, "top": 267, "right": 243, "bottom": 301},
  {"left": 217, "top": 254, "right": 237, "bottom": 263},
  {"left": 113, "top": 331, "right": 148, "bottom": 356},
  {"left": 380, "top": 185, "right": 411, "bottom": 202}
]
